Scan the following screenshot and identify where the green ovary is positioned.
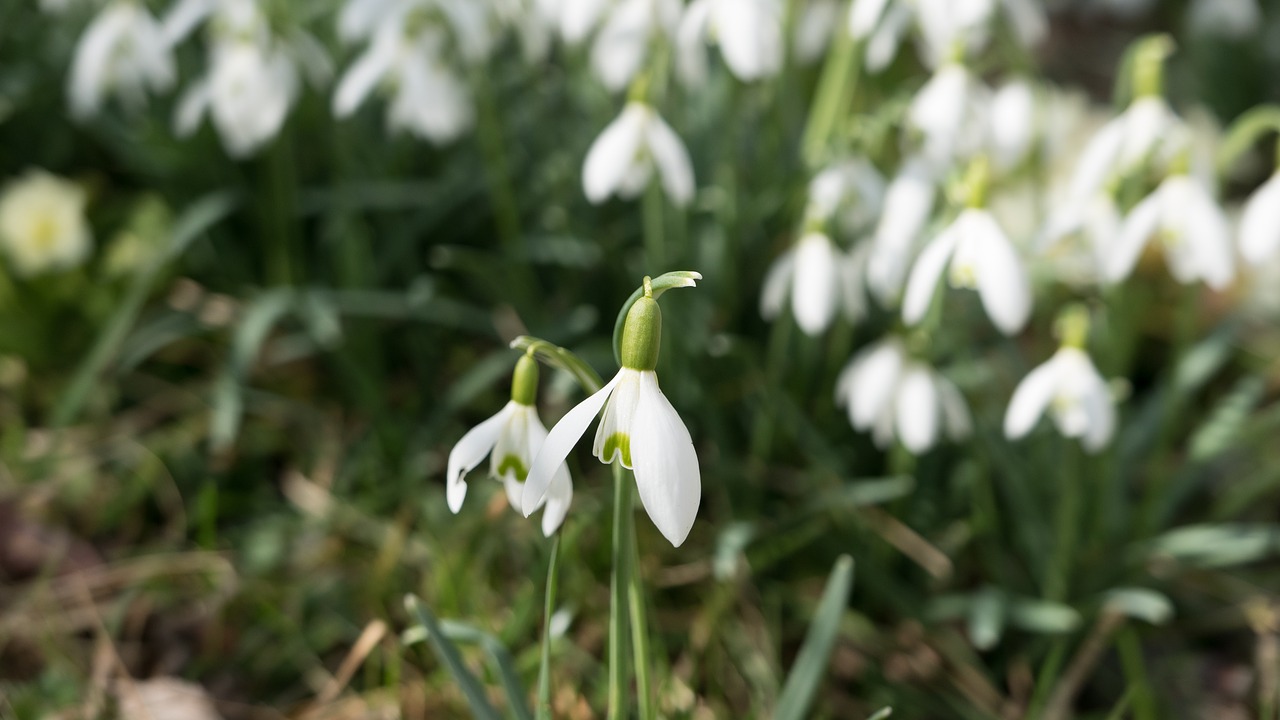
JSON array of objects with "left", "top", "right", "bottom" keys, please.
[
  {"left": 496, "top": 455, "right": 528, "bottom": 481},
  {"left": 602, "top": 432, "right": 632, "bottom": 467}
]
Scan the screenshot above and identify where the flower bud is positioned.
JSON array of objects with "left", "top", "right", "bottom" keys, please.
[
  {"left": 620, "top": 296, "right": 662, "bottom": 371},
  {"left": 511, "top": 353, "right": 540, "bottom": 406}
]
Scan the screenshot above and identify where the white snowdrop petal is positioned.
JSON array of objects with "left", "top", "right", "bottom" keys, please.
[
  {"left": 523, "top": 373, "right": 622, "bottom": 516},
  {"left": 1182, "top": 181, "right": 1235, "bottom": 290},
  {"left": 895, "top": 366, "right": 939, "bottom": 453},
  {"left": 714, "top": 0, "right": 783, "bottom": 81},
  {"left": 936, "top": 377, "right": 972, "bottom": 440},
  {"left": 1069, "top": 118, "right": 1125, "bottom": 203},
  {"left": 870, "top": 158, "right": 936, "bottom": 302},
  {"left": 964, "top": 211, "right": 1031, "bottom": 334},
  {"left": 902, "top": 226, "right": 959, "bottom": 326},
  {"left": 446, "top": 403, "right": 515, "bottom": 513},
  {"left": 645, "top": 111, "right": 696, "bottom": 206},
  {"left": 676, "top": 0, "right": 713, "bottom": 85},
  {"left": 173, "top": 79, "right": 213, "bottom": 137},
  {"left": 1105, "top": 191, "right": 1161, "bottom": 284},
  {"left": 630, "top": 372, "right": 701, "bottom": 547},
  {"left": 848, "top": 0, "right": 891, "bottom": 38},
  {"left": 583, "top": 105, "right": 648, "bottom": 204},
  {"left": 591, "top": 0, "right": 650, "bottom": 91},
  {"left": 1003, "top": 356, "right": 1060, "bottom": 439},
  {"left": 540, "top": 464, "right": 574, "bottom": 536},
  {"left": 1241, "top": 174, "right": 1280, "bottom": 264},
  {"left": 849, "top": 339, "right": 905, "bottom": 429},
  {"left": 333, "top": 37, "right": 396, "bottom": 117},
  {"left": 791, "top": 232, "right": 840, "bottom": 335}
]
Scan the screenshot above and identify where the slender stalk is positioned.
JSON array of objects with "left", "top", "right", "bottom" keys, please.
[
  {"left": 1116, "top": 626, "right": 1157, "bottom": 720},
  {"left": 536, "top": 535, "right": 562, "bottom": 720},
  {"left": 608, "top": 463, "right": 633, "bottom": 719},
  {"left": 264, "top": 133, "right": 299, "bottom": 286},
  {"left": 627, "top": 490, "right": 655, "bottom": 720},
  {"left": 1041, "top": 612, "right": 1127, "bottom": 720}
]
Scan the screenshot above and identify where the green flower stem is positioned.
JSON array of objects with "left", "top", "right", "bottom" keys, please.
[
  {"left": 628, "top": 486, "right": 655, "bottom": 720},
  {"left": 536, "top": 535, "right": 561, "bottom": 720},
  {"left": 264, "top": 133, "right": 299, "bottom": 286},
  {"left": 474, "top": 70, "right": 528, "bottom": 300},
  {"left": 608, "top": 462, "right": 634, "bottom": 719},
  {"left": 643, "top": 183, "right": 666, "bottom": 274}
]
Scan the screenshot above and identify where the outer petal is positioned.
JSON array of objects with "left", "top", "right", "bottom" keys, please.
[
  {"left": 523, "top": 373, "right": 622, "bottom": 516},
  {"left": 713, "top": 0, "right": 782, "bottom": 81},
  {"left": 645, "top": 110, "right": 696, "bottom": 206},
  {"left": 965, "top": 211, "right": 1031, "bottom": 334},
  {"left": 936, "top": 376, "right": 972, "bottom": 440},
  {"left": 1080, "top": 375, "right": 1116, "bottom": 453},
  {"left": 173, "top": 78, "right": 213, "bottom": 137},
  {"left": 332, "top": 32, "right": 397, "bottom": 117},
  {"left": 446, "top": 403, "right": 515, "bottom": 513},
  {"left": 163, "top": 0, "right": 216, "bottom": 44},
  {"left": 1240, "top": 173, "right": 1280, "bottom": 264},
  {"left": 791, "top": 232, "right": 840, "bottom": 335},
  {"left": 989, "top": 80, "right": 1035, "bottom": 169},
  {"left": 849, "top": 338, "right": 905, "bottom": 429},
  {"left": 869, "top": 158, "right": 936, "bottom": 303},
  {"left": 895, "top": 365, "right": 939, "bottom": 453},
  {"left": 1003, "top": 355, "right": 1060, "bottom": 439},
  {"left": 1180, "top": 180, "right": 1235, "bottom": 290},
  {"left": 1068, "top": 117, "right": 1125, "bottom": 203},
  {"left": 591, "top": 0, "right": 650, "bottom": 91},
  {"left": 630, "top": 372, "right": 701, "bottom": 547},
  {"left": 759, "top": 249, "right": 795, "bottom": 320},
  {"left": 839, "top": 242, "right": 872, "bottom": 321},
  {"left": 69, "top": 4, "right": 127, "bottom": 118},
  {"left": 901, "top": 224, "right": 959, "bottom": 326},
  {"left": 864, "top": 2, "right": 910, "bottom": 72},
  {"left": 1104, "top": 190, "right": 1160, "bottom": 284},
  {"left": 849, "top": 0, "right": 891, "bottom": 38},
  {"left": 560, "top": 0, "right": 612, "bottom": 43},
  {"left": 583, "top": 105, "right": 647, "bottom": 203},
  {"left": 676, "top": 0, "right": 713, "bottom": 85}
]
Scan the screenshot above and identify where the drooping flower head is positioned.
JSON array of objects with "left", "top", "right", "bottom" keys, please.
[
  {"left": 524, "top": 274, "right": 702, "bottom": 547},
  {"left": 582, "top": 102, "right": 695, "bottom": 207},
  {"left": 446, "top": 353, "right": 573, "bottom": 536},
  {"left": 1004, "top": 307, "right": 1116, "bottom": 452},
  {"left": 676, "top": 0, "right": 783, "bottom": 85},
  {"left": 835, "top": 335, "right": 971, "bottom": 454},
  {"left": 0, "top": 170, "right": 92, "bottom": 277},
  {"left": 69, "top": 1, "right": 175, "bottom": 119}
]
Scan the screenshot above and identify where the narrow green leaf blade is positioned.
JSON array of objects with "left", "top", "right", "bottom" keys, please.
[
  {"left": 775, "top": 555, "right": 855, "bottom": 720},
  {"left": 404, "top": 595, "right": 504, "bottom": 720},
  {"left": 439, "top": 620, "right": 533, "bottom": 720}
]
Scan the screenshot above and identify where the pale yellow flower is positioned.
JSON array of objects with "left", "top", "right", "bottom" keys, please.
[{"left": 0, "top": 170, "right": 92, "bottom": 276}]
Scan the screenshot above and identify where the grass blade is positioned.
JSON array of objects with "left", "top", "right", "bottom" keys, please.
[
  {"left": 537, "top": 535, "right": 561, "bottom": 720},
  {"left": 404, "top": 595, "right": 503, "bottom": 720},
  {"left": 438, "top": 621, "right": 533, "bottom": 720},
  {"left": 775, "top": 555, "right": 855, "bottom": 720}
]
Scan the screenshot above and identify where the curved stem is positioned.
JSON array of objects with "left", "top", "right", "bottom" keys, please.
[{"left": 607, "top": 463, "right": 633, "bottom": 719}]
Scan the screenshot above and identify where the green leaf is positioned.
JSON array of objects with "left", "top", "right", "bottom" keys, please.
[
  {"left": 438, "top": 620, "right": 533, "bottom": 720},
  {"left": 1146, "top": 523, "right": 1280, "bottom": 568},
  {"left": 404, "top": 595, "right": 504, "bottom": 720},
  {"left": 1104, "top": 588, "right": 1174, "bottom": 625},
  {"left": 536, "top": 536, "right": 561, "bottom": 720},
  {"left": 1189, "top": 376, "right": 1266, "bottom": 462},
  {"left": 775, "top": 555, "right": 855, "bottom": 720}
]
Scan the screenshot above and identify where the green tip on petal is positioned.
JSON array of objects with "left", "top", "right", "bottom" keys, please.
[
  {"left": 496, "top": 454, "right": 529, "bottom": 482},
  {"left": 602, "top": 432, "right": 632, "bottom": 467}
]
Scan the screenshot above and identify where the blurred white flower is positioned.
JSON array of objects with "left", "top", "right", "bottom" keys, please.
[
  {"left": 172, "top": 1, "right": 328, "bottom": 157},
  {"left": 1104, "top": 174, "right": 1235, "bottom": 290},
  {"left": 1240, "top": 172, "right": 1280, "bottom": 265},
  {"left": 848, "top": 0, "right": 913, "bottom": 73},
  {"left": 835, "top": 336, "right": 971, "bottom": 454},
  {"left": 988, "top": 79, "right": 1036, "bottom": 169},
  {"left": 868, "top": 157, "right": 937, "bottom": 303},
  {"left": 1188, "top": 0, "right": 1260, "bottom": 39},
  {"left": 593, "top": 0, "right": 680, "bottom": 91},
  {"left": 677, "top": 0, "right": 783, "bottom": 85},
  {"left": 850, "top": 0, "right": 1040, "bottom": 72},
  {"left": 1005, "top": 346, "right": 1115, "bottom": 452},
  {"left": 0, "top": 170, "right": 92, "bottom": 277},
  {"left": 793, "top": 0, "right": 841, "bottom": 64},
  {"left": 761, "top": 233, "right": 870, "bottom": 335},
  {"left": 333, "top": 18, "right": 473, "bottom": 144},
  {"left": 68, "top": 1, "right": 175, "bottom": 119},
  {"left": 582, "top": 102, "right": 694, "bottom": 206},
  {"left": 903, "top": 207, "right": 1031, "bottom": 335},
  {"left": 806, "top": 158, "right": 886, "bottom": 231},
  {"left": 908, "top": 63, "right": 989, "bottom": 167},
  {"left": 913, "top": 0, "right": 995, "bottom": 67},
  {"left": 447, "top": 400, "right": 573, "bottom": 536}
]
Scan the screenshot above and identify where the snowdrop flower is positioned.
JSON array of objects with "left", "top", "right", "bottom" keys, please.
[
  {"left": 583, "top": 102, "right": 695, "bottom": 206},
  {"left": 1104, "top": 173, "right": 1235, "bottom": 290},
  {"left": 835, "top": 336, "right": 970, "bottom": 454},
  {"left": 554, "top": 0, "right": 613, "bottom": 43},
  {"left": 806, "top": 158, "right": 886, "bottom": 232},
  {"left": 524, "top": 280, "right": 701, "bottom": 547},
  {"left": 677, "top": 0, "right": 783, "bottom": 85},
  {"left": 903, "top": 201, "right": 1032, "bottom": 335},
  {"left": 68, "top": 1, "right": 175, "bottom": 119},
  {"left": 908, "top": 63, "right": 988, "bottom": 167},
  {"left": 867, "top": 157, "right": 937, "bottom": 304},
  {"left": 333, "top": 17, "right": 473, "bottom": 143},
  {"left": 0, "top": 170, "right": 92, "bottom": 277},
  {"left": 848, "top": 0, "right": 914, "bottom": 73},
  {"left": 761, "top": 233, "right": 870, "bottom": 335},
  {"left": 175, "top": 38, "right": 301, "bottom": 156},
  {"left": 447, "top": 355, "right": 573, "bottom": 536},
  {"left": 1240, "top": 172, "right": 1280, "bottom": 265},
  {"left": 988, "top": 80, "right": 1037, "bottom": 170},
  {"left": 1005, "top": 324, "right": 1115, "bottom": 452},
  {"left": 913, "top": 0, "right": 996, "bottom": 67},
  {"left": 592, "top": 0, "right": 680, "bottom": 91}
]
